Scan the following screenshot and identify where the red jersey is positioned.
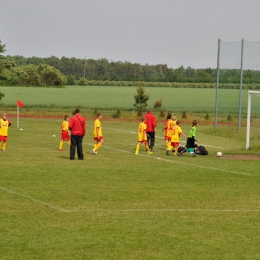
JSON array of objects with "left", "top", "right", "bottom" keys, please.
[
  {"left": 144, "top": 112, "right": 156, "bottom": 132},
  {"left": 69, "top": 113, "right": 86, "bottom": 136}
]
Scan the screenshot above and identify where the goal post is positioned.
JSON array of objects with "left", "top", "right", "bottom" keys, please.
[{"left": 246, "top": 91, "right": 260, "bottom": 149}]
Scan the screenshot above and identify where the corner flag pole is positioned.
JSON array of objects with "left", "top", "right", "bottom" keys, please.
[
  {"left": 17, "top": 105, "right": 19, "bottom": 129},
  {"left": 16, "top": 100, "right": 24, "bottom": 129}
]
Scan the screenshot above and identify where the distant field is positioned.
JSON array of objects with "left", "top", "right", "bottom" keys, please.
[
  {"left": 1, "top": 118, "right": 260, "bottom": 259},
  {"left": 0, "top": 85, "right": 250, "bottom": 117}
]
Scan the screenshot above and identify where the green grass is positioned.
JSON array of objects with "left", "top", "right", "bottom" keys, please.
[
  {"left": 0, "top": 86, "right": 250, "bottom": 117},
  {"left": 0, "top": 118, "right": 260, "bottom": 259}
]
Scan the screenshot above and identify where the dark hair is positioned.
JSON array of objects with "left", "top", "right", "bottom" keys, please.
[
  {"left": 97, "top": 113, "right": 101, "bottom": 117},
  {"left": 192, "top": 120, "right": 198, "bottom": 126},
  {"left": 167, "top": 114, "right": 171, "bottom": 120},
  {"left": 64, "top": 115, "right": 69, "bottom": 120}
]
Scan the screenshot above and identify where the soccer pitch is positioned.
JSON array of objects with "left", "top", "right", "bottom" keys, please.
[{"left": 1, "top": 118, "right": 260, "bottom": 259}]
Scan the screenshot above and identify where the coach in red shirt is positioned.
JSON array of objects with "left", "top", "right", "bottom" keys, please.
[
  {"left": 144, "top": 108, "right": 156, "bottom": 152},
  {"left": 69, "top": 108, "right": 86, "bottom": 160}
]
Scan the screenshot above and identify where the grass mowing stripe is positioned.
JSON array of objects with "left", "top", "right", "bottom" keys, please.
[
  {"left": 85, "top": 143, "right": 251, "bottom": 176},
  {"left": 0, "top": 186, "right": 70, "bottom": 212},
  {"left": 2, "top": 185, "right": 259, "bottom": 213}
]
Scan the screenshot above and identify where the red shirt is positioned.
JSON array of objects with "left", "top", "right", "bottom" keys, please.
[
  {"left": 144, "top": 112, "right": 156, "bottom": 132},
  {"left": 69, "top": 113, "right": 86, "bottom": 136}
]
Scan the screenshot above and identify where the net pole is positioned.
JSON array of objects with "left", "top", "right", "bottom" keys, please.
[
  {"left": 238, "top": 38, "right": 244, "bottom": 130},
  {"left": 214, "top": 39, "right": 221, "bottom": 129},
  {"left": 246, "top": 91, "right": 252, "bottom": 149}
]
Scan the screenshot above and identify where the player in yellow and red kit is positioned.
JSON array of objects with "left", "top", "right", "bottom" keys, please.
[
  {"left": 167, "top": 120, "right": 187, "bottom": 156},
  {"left": 135, "top": 117, "right": 153, "bottom": 155},
  {"left": 0, "top": 113, "right": 12, "bottom": 151},
  {"left": 92, "top": 113, "right": 103, "bottom": 155},
  {"left": 59, "top": 115, "right": 71, "bottom": 151}
]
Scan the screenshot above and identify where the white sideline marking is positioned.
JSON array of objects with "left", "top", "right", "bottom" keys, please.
[
  {"left": 1, "top": 185, "right": 260, "bottom": 213},
  {"left": 86, "top": 143, "right": 251, "bottom": 176},
  {"left": 0, "top": 186, "right": 70, "bottom": 212}
]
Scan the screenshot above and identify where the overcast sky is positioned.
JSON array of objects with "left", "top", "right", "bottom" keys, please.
[{"left": 1, "top": 0, "right": 260, "bottom": 69}]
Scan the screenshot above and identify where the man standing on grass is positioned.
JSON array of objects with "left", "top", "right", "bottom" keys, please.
[
  {"left": 144, "top": 108, "right": 156, "bottom": 152},
  {"left": 69, "top": 108, "right": 86, "bottom": 160}
]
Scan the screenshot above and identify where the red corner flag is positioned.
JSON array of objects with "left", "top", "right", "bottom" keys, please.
[{"left": 17, "top": 100, "right": 24, "bottom": 108}]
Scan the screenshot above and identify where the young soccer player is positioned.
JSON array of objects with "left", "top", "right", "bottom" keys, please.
[
  {"left": 93, "top": 113, "right": 103, "bottom": 155},
  {"left": 164, "top": 114, "right": 173, "bottom": 150},
  {"left": 186, "top": 120, "right": 198, "bottom": 155},
  {"left": 167, "top": 120, "right": 187, "bottom": 156},
  {"left": 135, "top": 117, "right": 153, "bottom": 155},
  {"left": 0, "top": 113, "right": 12, "bottom": 151},
  {"left": 59, "top": 115, "right": 71, "bottom": 151}
]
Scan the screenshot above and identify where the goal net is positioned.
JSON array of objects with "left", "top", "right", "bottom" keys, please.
[{"left": 246, "top": 91, "right": 260, "bottom": 149}]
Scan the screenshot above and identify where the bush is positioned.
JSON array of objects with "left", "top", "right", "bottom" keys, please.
[
  {"left": 182, "top": 111, "right": 187, "bottom": 119},
  {"left": 227, "top": 114, "right": 233, "bottom": 121}
]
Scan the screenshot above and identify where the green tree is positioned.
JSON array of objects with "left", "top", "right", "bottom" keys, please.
[
  {"left": 133, "top": 84, "right": 149, "bottom": 116},
  {"left": 0, "top": 39, "right": 6, "bottom": 57},
  {"left": 37, "top": 64, "right": 67, "bottom": 86},
  {"left": 0, "top": 39, "right": 6, "bottom": 98}
]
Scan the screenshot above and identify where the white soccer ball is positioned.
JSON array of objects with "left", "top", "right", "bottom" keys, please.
[
  {"left": 20, "top": 128, "right": 23, "bottom": 131},
  {"left": 52, "top": 135, "right": 56, "bottom": 137},
  {"left": 217, "top": 151, "right": 222, "bottom": 157}
]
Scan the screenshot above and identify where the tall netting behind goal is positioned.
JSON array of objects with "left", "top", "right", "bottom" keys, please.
[
  {"left": 216, "top": 39, "right": 260, "bottom": 149},
  {"left": 246, "top": 91, "right": 260, "bottom": 149}
]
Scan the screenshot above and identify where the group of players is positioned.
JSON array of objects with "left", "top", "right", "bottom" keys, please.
[
  {"left": 136, "top": 109, "right": 198, "bottom": 156},
  {"left": 0, "top": 108, "right": 198, "bottom": 159},
  {"left": 59, "top": 108, "right": 198, "bottom": 158}
]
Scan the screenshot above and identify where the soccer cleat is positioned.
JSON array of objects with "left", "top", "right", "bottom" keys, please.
[
  {"left": 177, "top": 152, "right": 182, "bottom": 157},
  {"left": 166, "top": 149, "right": 170, "bottom": 155},
  {"left": 92, "top": 149, "right": 98, "bottom": 155},
  {"left": 59, "top": 148, "right": 62, "bottom": 151},
  {"left": 148, "top": 151, "right": 153, "bottom": 155},
  {"left": 135, "top": 152, "right": 139, "bottom": 155},
  {"left": 192, "top": 153, "right": 196, "bottom": 157}
]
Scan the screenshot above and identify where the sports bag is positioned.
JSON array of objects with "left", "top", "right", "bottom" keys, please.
[{"left": 195, "top": 146, "right": 208, "bottom": 155}]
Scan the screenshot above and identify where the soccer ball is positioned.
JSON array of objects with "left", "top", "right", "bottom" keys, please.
[{"left": 217, "top": 151, "right": 222, "bottom": 157}]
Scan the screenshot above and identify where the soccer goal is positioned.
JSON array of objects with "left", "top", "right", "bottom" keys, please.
[{"left": 246, "top": 91, "right": 260, "bottom": 149}]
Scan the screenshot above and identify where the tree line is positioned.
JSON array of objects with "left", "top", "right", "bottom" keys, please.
[{"left": 1, "top": 38, "right": 260, "bottom": 86}]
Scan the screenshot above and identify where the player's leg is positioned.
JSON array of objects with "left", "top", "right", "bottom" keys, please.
[
  {"left": 149, "top": 132, "right": 155, "bottom": 151},
  {"left": 135, "top": 142, "right": 141, "bottom": 154},
  {"left": 59, "top": 140, "right": 64, "bottom": 150},
  {"left": 70, "top": 135, "right": 76, "bottom": 160}
]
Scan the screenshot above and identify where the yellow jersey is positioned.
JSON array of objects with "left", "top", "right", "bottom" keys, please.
[
  {"left": 165, "top": 119, "right": 174, "bottom": 138},
  {"left": 61, "top": 121, "right": 69, "bottom": 131},
  {"left": 0, "top": 119, "right": 11, "bottom": 137},
  {"left": 171, "top": 125, "right": 182, "bottom": 142},
  {"left": 138, "top": 122, "right": 147, "bottom": 142},
  {"left": 93, "top": 119, "right": 102, "bottom": 138}
]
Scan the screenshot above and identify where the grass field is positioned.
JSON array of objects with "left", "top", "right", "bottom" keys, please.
[
  {"left": 1, "top": 118, "right": 260, "bottom": 259},
  {"left": 0, "top": 86, "right": 250, "bottom": 118}
]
